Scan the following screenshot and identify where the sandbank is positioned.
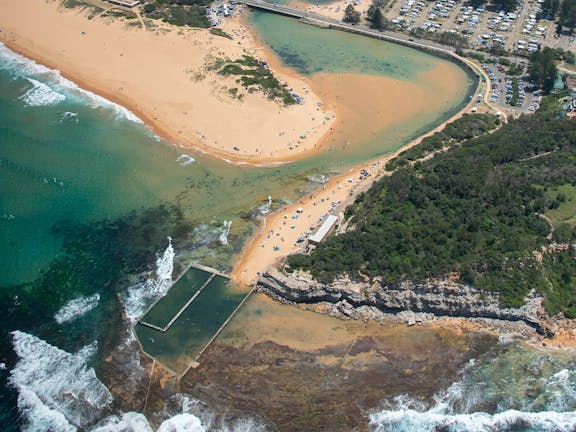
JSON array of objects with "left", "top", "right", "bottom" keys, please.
[{"left": 0, "top": 0, "right": 334, "bottom": 164}]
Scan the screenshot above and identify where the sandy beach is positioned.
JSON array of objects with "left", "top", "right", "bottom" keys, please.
[{"left": 0, "top": 0, "right": 336, "bottom": 164}]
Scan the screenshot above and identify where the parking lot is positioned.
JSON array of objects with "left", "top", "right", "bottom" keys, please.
[
  {"left": 481, "top": 62, "right": 541, "bottom": 113},
  {"left": 385, "top": 0, "right": 574, "bottom": 55}
]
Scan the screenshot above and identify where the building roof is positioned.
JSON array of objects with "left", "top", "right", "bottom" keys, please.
[
  {"left": 566, "top": 77, "right": 576, "bottom": 91},
  {"left": 107, "top": 0, "right": 140, "bottom": 7},
  {"left": 309, "top": 215, "right": 338, "bottom": 244}
]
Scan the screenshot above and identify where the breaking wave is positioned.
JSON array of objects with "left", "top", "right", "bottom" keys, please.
[
  {"left": 176, "top": 154, "right": 195, "bottom": 167},
  {"left": 91, "top": 412, "right": 152, "bottom": 432},
  {"left": 20, "top": 78, "right": 66, "bottom": 106},
  {"left": 370, "top": 408, "right": 576, "bottom": 432},
  {"left": 306, "top": 173, "right": 327, "bottom": 184},
  {"left": 370, "top": 360, "right": 576, "bottom": 432},
  {"left": 54, "top": 293, "right": 100, "bottom": 324},
  {"left": 219, "top": 220, "right": 232, "bottom": 246},
  {"left": 60, "top": 111, "right": 79, "bottom": 123},
  {"left": 0, "top": 43, "right": 142, "bottom": 123},
  {"left": 9, "top": 331, "right": 113, "bottom": 431},
  {"left": 158, "top": 413, "right": 206, "bottom": 432},
  {"left": 123, "top": 237, "right": 174, "bottom": 322}
]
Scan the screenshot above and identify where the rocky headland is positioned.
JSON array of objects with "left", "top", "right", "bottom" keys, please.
[{"left": 258, "top": 269, "right": 559, "bottom": 338}]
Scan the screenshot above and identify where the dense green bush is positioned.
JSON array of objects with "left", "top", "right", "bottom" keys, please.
[
  {"left": 143, "top": 0, "right": 210, "bottom": 28},
  {"left": 385, "top": 114, "right": 500, "bottom": 171}
]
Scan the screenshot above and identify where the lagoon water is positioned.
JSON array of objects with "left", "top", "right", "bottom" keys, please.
[{"left": 1, "top": 11, "right": 575, "bottom": 432}]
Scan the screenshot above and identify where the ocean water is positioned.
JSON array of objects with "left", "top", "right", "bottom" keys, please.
[
  {"left": 2, "top": 11, "right": 572, "bottom": 431},
  {"left": 0, "top": 42, "right": 299, "bottom": 431}
]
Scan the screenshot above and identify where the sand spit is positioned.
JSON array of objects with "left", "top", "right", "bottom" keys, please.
[{"left": 0, "top": 0, "right": 334, "bottom": 164}]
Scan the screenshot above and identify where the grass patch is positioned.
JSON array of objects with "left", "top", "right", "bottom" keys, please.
[
  {"left": 546, "top": 184, "right": 576, "bottom": 226},
  {"left": 214, "top": 55, "right": 296, "bottom": 106},
  {"left": 210, "top": 28, "right": 232, "bottom": 39},
  {"left": 143, "top": 0, "right": 210, "bottom": 28},
  {"left": 103, "top": 9, "right": 137, "bottom": 19},
  {"left": 62, "top": 0, "right": 86, "bottom": 8}
]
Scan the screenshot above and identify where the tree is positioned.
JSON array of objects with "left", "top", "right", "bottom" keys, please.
[
  {"left": 559, "top": 0, "right": 576, "bottom": 31},
  {"left": 539, "top": 0, "right": 560, "bottom": 20},
  {"left": 372, "top": 0, "right": 388, "bottom": 8},
  {"left": 529, "top": 47, "right": 558, "bottom": 94},
  {"left": 367, "top": 3, "right": 386, "bottom": 30},
  {"left": 492, "top": 0, "right": 519, "bottom": 12},
  {"left": 469, "top": 0, "right": 487, "bottom": 8},
  {"left": 343, "top": 4, "right": 361, "bottom": 24}
]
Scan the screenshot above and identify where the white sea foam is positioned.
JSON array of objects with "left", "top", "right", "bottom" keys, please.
[
  {"left": 176, "top": 154, "right": 196, "bottom": 167},
  {"left": 0, "top": 43, "right": 142, "bottom": 123},
  {"left": 371, "top": 370, "right": 576, "bottom": 432},
  {"left": 20, "top": 78, "right": 66, "bottom": 106},
  {"left": 54, "top": 293, "right": 100, "bottom": 324},
  {"left": 306, "top": 173, "right": 328, "bottom": 184},
  {"left": 10, "top": 331, "right": 113, "bottom": 431},
  {"left": 540, "top": 369, "right": 576, "bottom": 413},
  {"left": 0, "top": 43, "right": 55, "bottom": 77},
  {"left": 259, "top": 196, "right": 272, "bottom": 215},
  {"left": 61, "top": 111, "right": 79, "bottom": 123},
  {"left": 123, "top": 237, "right": 174, "bottom": 322},
  {"left": 369, "top": 408, "right": 576, "bottom": 432},
  {"left": 219, "top": 220, "right": 232, "bottom": 246},
  {"left": 91, "top": 412, "right": 153, "bottom": 432},
  {"left": 0, "top": 363, "right": 6, "bottom": 370},
  {"left": 157, "top": 413, "right": 206, "bottom": 432}
]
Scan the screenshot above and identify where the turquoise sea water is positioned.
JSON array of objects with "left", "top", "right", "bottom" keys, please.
[{"left": 1, "top": 11, "right": 574, "bottom": 432}]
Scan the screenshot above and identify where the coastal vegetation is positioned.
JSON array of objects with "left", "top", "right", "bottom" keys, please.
[
  {"left": 468, "top": 0, "right": 519, "bottom": 13},
  {"left": 209, "top": 55, "right": 296, "bottom": 105},
  {"left": 529, "top": 47, "right": 559, "bottom": 94},
  {"left": 385, "top": 114, "right": 500, "bottom": 171},
  {"left": 143, "top": 0, "right": 210, "bottom": 28},
  {"left": 61, "top": 0, "right": 104, "bottom": 17},
  {"left": 367, "top": 0, "right": 390, "bottom": 31},
  {"left": 209, "top": 27, "right": 232, "bottom": 39},
  {"left": 410, "top": 29, "right": 469, "bottom": 48},
  {"left": 343, "top": 4, "right": 361, "bottom": 24},
  {"left": 288, "top": 100, "right": 576, "bottom": 317}
]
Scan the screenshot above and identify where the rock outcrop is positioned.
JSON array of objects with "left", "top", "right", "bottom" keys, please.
[{"left": 257, "top": 269, "right": 557, "bottom": 337}]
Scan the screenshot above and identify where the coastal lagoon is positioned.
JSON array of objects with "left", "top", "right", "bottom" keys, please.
[{"left": 1, "top": 10, "right": 575, "bottom": 432}]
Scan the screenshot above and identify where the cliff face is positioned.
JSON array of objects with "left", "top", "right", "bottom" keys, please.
[{"left": 257, "top": 269, "right": 557, "bottom": 337}]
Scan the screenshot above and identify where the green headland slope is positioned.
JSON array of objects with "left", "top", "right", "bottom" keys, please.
[{"left": 289, "top": 97, "right": 576, "bottom": 318}]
